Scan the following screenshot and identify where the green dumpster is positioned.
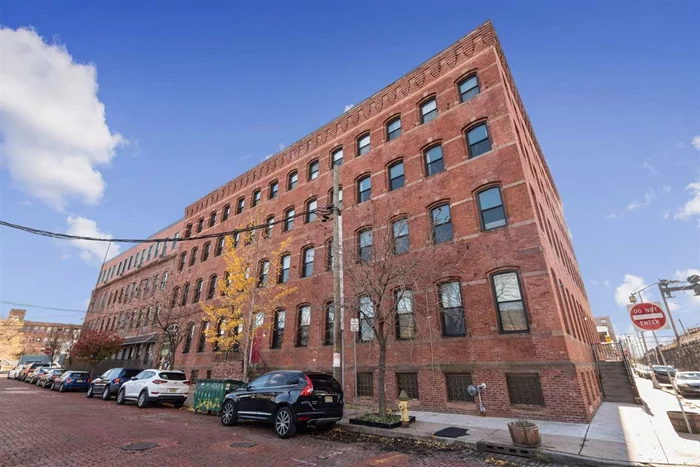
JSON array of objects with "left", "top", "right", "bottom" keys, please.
[{"left": 193, "top": 379, "right": 245, "bottom": 415}]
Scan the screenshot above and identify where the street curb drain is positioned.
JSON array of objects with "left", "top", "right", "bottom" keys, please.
[
  {"left": 121, "top": 442, "right": 159, "bottom": 451},
  {"left": 229, "top": 442, "right": 257, "bottom": 448},
  {"left": 476, "top": 441, "right": 534, "bottom": 458}
]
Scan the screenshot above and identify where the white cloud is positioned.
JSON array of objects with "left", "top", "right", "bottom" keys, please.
[
  {"left": 0, "top": 27, "right": 124, "bottom": 211},
  {"left": 615, "top": 274, "right": 647, "bottom": 307},
  {"left": 674, "top": 182, "right": 700, "bottom": 220},
  {"left": 642, "top": 158, "right": 659, "bottom": 176},
  {"left": 692, "top": 136, "right": 700, "bottom": 150},
  {"left": 591, "top": 280, "right": 599, "bottom": 286},
  {"left": 664, "top": 210, "right": 671, "bottom": 219},
  {"left": 344, "top": 104, "right": 354, "bottom": 112},
  {"left": 627, "top": 189, "right": 656, "bottom": 211},
  {"left": 65, "top": 216, "right": 120, "bottom": 265}
]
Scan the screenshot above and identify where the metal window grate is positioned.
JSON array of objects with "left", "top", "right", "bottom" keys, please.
[
  {"left": 357, "top": 373, "right": 373, "bottom": 397},
  {"left": 446, "top": 373, "right": 474, "bottom": 402},
  {"left": 506, "top": 373, "right": 545, "bottom": 406},
  {"left": 397, "top": 373, "right": 419, "bottom": 399}
]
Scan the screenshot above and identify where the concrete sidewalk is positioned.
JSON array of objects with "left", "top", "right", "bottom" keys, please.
[{"left": 339, "top": 378, "right": 700, "bottom": 466}]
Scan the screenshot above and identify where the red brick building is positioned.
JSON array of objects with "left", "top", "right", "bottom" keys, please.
[
  {"left": 6, "top": 309, "right": 81, "bottom": 357},
  {"left": 83, "top": 21, "right": 601, "bottom": 422}
]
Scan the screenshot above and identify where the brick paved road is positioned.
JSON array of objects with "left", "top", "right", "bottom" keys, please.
[{"left": 0, "top": 377, "right": 556, "bottom": 467}]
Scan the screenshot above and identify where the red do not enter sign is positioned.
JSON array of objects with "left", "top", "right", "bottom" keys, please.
[{"left": 629, "top": 302, "right": 667, "bottom": 332}]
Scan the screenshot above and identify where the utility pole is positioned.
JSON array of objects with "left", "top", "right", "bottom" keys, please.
[{"left": 332, "top": 165, "right": 343, "bottom": 385}]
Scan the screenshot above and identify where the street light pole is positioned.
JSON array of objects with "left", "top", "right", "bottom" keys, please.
[
  {"left": 658, "top": 282, "right": 682, "bottom": 342},
  {"left": 331, "top": 165, "right": 343, "bottom": 386}
]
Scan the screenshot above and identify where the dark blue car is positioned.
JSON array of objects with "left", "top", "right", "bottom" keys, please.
[
  {"left": 51, "top": 371, "right": 91, "bottom": 392},
  {"left": 87, "top": 367, "right": 142, "bottom": 400}
]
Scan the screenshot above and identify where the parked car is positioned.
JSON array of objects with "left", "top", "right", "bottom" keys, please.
[
  {"left": 652, "top": 365, "right": 677, "bottom": 384},
  {"left": 39, "top": 369, "right": 65, "bottom": 388},
  {"left": 635, "top": 365, "right": 651, "bottom": 379},
  {"left": 28, "top": 367, "right": 53, "bottom": 385},
  {"left": 674, "top": 371, "right": 700, "bottom": 397},
  {"left": 51, "top": 371, "right": 91, "bottom": 392},
  {"left": 116, "top": 369, "right": 189, "bottom": 408},
  {"left": 220, "top": 371, "right": 344, "bottom": 438},
  {"left": 20, "top": 363, "right": 49, "bottom": 382},
  {"left": 87, "top": 367, "right": 142, "bottom": 400},
  {"left": 7, "top": 365, "right": 23, "bottom": 380}
]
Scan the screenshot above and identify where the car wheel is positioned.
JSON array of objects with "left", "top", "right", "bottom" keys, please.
[
  {"left": 116, "top": 389, "right": 126, "bottom": 405},
  {"left": 137, "top": 391, "right": 149, "bottom": 409},
  {"left": 59, "top": 384, "right": 66, "bottom": 393},
  {"left": 102, "top": 387, "right": 111, "bottom": 401},
  {"left": 173, "top": 400, "right": 184, "bottom": 409},
  {"left": 86, "top": 386, "right": 94, "bottom": 398},
  {"left": 274, "top": 406, "right": 296, "bottom": 439},
  {"left": 220, "top": 400, "right": 238, "bottom": 426}
]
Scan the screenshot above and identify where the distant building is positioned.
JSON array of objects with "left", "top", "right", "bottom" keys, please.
[
  {"left": 6, "top": 309, "right": 81, "bottom": 358},
  {"left": 594, "top": 316, "right": 617, "bottom": 343}
]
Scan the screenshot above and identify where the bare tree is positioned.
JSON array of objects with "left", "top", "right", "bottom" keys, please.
[{"left": 341, "top": 204, "right": 467, "bottom": 415}]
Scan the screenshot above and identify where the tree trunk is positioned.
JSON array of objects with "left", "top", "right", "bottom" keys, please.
[{"left": 377, "top": 341, "right": 386, "bottom": 416}]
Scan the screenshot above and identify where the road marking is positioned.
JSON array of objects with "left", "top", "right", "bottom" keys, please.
[{"left": 292, "top": 459, "right": 317, "bottom": 466}]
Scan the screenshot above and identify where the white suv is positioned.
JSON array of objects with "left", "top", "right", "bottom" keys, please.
[{"left": 116, "top": 369, "right": 189, "bottom": 409}]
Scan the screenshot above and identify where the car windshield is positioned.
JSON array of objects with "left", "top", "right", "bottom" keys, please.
[
  {"left": 124, "top": 369, "right": 141, "bottom": 378},
  {"left": 307, "top": 374, "right": 342, "bottom": 393},
  {"left": 653, "top": 366, "right": 674, "bottom": 371},
  {"left": 52, "top": 370, "right": 64, "bottom": 375},
  {"left": 677, "top": 372, "right": 700, "bottom": 380},
  {"left": 159, "top": 372, "right": 186, "bottom": 381},
  {"left": 70, "top": 373, "right": 89, "bottom": 377}
]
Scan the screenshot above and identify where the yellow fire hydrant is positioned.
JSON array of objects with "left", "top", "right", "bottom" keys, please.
[{"left": 398, "top": 390, "right": 410, "bottom": 428}]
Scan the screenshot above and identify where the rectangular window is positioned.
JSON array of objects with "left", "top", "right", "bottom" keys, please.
[
  {"left": 284, "top": 209, "right": 294, "bottom": 231},
  {"left": 389, "top": 162, "right": 404, "bottom": 190},
  {"left": 222, "top": 205, "right": 230, "bottom": 221},
  {"left": 201, "top": 242, "right": 210, "bottom": 261},
  {"left": 236, "top": 198, "right": 245, "bottom": 214},
  {"left": 392, "top": 218, "right": 409, "bottom": 255},
  {"left": 258, "top": 260, "right": 270, "bottom": 287},
  {"left": 269, "top": 181, "right": 278, "bottom": 199},
  {"left": 181, "top": 283, "right": 190, "bottom": 306},
  {"left": 154, "top": 242, "right": 160, "bottom": 258},
  {"left": 179, "top": 253, "right": 187, "bottom": 271},
  {"left": 424, "top": 145, "right": 444, "bottom": 176},
  {"left": 325, "top": 303, "right": 334, "bottom": 345},
  {"left": 309, "top": 160, "right": 319, "bottom": 180},
  {"left": 147, "top": 245, "right": 153, "bottom": 261},
  {"left": 265, "top": 217, "right": 274, "bottom": 238},
  {"left": 440, "top": 281, "right": 465, "bottom": 336},
  {"left": 197, "top": 321, "right": 209, "bottom": 353},
  {"left": 252, "top": 189, "right": 261, "bottom": 207},
  {"left": 279, "top": 254, "right": 290, "bottom": 283},
  {"left": 306, "top": 199, "right": 317, "bottom": 222},
  {"left": 233, "top": 232, "right": 240, "bottom": 248},
  {"left": 397, "top": 373, "right": 418, "bottom": 399},
  {"left": 420, "top": 98, "right": 437, "bottom": 123},
  {"left": 288, "top": 171, "right": 298, "bottom": 190},
  {"left": 396, "top": 290, "right": 415, "bottom": 339},
  {"left": 332, "top": 148, "right": 343, "bottom": 167},
  {"left": 193, "top": 280, "right": 203, "bottom": 303},
  {"left": 467, "top": 123, "right": 492, "bottom": 158},
  {"left": 506, "top": 373, "right": 545, "bottom": 406},
  {"left": 357, "top": 373, "right": 373, "bottom": 397},
  {"left": 302, "top": 247, "right": 314, "bottom": 277},
  {"left": 358, "top": 229, "right": 372, "bottom": 262},
  {"left": 297, "top": 306, "right": 311, "bottom": 347},
  {"left": 209, "top": 211, "right": 217, "bottom": 227},
  {"left": 272, "top": 311, "right": 285, "bottom": 349},
  {"left": 357, "top": 176, "right": 371, "bottom": 203},
  {"left": 387, "top": 117, "right": 401, "bottom": 140},
  {"left": 478, "top": 187, "right": 507, "bottom": 230},
  {"left": 458, "top": 75, "right": 480, "bottom": 102},
  {"left": 431, "top": 204, "right": 453, "bottom": 244},
  {"left": 197, "top": 219, "right": 204, "bottom": 233},
  {"left": 446, "top": 373, "right": 474, "bottom": 402},
  {"left": 492, "top": 272, "right": 528, "bottom": 332},
  {"left": 189, "top": 247, "right": 198, "bottom": 266},
  {"left": 357, "top": 134, "right": 370, "bottom": 156},
  {"left": 359, "top": 296, "right": 374, "bottom": 342},
  {"left": 215, "top": 237, "right": 224, "bottom": 256}
]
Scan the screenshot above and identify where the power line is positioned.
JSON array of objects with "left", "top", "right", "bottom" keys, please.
[
  {"left": 0, "top": 300, "right": 86, "bottom": 313},
  {"left": 0, "top": 207, "right": 331, "bottom": 245}
]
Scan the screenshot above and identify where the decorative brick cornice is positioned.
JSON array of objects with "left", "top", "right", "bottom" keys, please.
[{"left": 185, "top": 21, "right": 497, "bottom": 218}]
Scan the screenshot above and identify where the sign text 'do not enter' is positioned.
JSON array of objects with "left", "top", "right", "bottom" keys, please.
[{"left": 628, "top": 302, "right": 667, "bottom": 332}]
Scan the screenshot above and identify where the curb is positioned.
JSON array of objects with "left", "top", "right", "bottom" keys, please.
[{"left": 337, "top": 421, "right": 688, "bottom": 467}]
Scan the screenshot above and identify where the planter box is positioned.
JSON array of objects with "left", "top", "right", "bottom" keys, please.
[
  {"left": 349, "top": 415, "right": 416, "bottom": 429},
  {"left": 507, "top": 422, "right": 541, "bottom": 447},
  {"left": 667, "top": 411, "right": 700, "bottom": 434}
]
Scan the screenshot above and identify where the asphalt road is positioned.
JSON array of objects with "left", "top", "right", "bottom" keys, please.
[{"left": 0, "top": 377, "right": 552, "bottom": 467}]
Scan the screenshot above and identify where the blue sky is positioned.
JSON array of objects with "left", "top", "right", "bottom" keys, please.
[{"left": 1, "top": 1, "right": 698, "bottom": 341}]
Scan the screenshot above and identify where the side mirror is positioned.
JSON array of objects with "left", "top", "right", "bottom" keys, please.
[{"left": 130, "top": 376, "right": 138, "bottom": 381}]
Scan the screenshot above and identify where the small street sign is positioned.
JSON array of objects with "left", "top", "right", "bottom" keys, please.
[
  {"left": 628, "top": 302, "right": 668, "bottom": 332},
  {"left": 350, "top": 318, "right": 359, "bottom": 332}
]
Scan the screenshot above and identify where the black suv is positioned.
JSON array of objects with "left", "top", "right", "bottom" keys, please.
[
  {"left": 87, "top": 367, "right": 142, "bottom": 400},
  {"left": 220, "top": 371, "right": 343, "bottom": 438}
]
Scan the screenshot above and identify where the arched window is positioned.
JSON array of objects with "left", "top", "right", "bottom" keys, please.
[
  {"left": 388, "top": 160, "right": 404, "bottom": 191},
  {"left": 308, "top": 159, "right": 319, "bottom": 180},
  {"left": 181, "top": 283, "right": 190, "bottom": 306},
  {"left": 466, "top": 123, "right": 492, "bottom": 158},
  {"left": 297, "top": 305, "right": 311, "bottom": 347},
  {"left": 491, "top": 271, "right": 528, "bottom": 333},
  {"left": 431, "top": 204, "right": 452, "bottom": 244},
  {"left": 252, "top": 188, "right": 261, "bottom": 207},
  {"left": 287, "top": 171, "right": 298, "bottom": 190},
  {"left": 279, "top": 254, "right": 291, "bottom": 283},
  {"left": 439, "top": 281, "right": 465, "bottom": 336},
  {"left": 357, "top": 229, "right": 372, "bottom": 262},
  {"left": 258, "top": 260, "right": 270, "bottom": 287},
  {"left": 457, "top": 74, "right": 480, "bottom": 102},
  {"left": 272, "top": 310, "right": 285, "bottom": 349},
  {"left": 477, "top": 186, "right": 507, "bottom": 230},
  {"left": 201, "top": 242, "right": 211, "bottom": 261},
  {"left": 209, "top": 211, "right": 217, "bottom": 228},
  {"left": 197, "top": 218, "right": 204, "bottom": 233},
  {"left": 301, "top": 246, "right": 314, "bottom": 278},
  {"left": 284, "top": 208, "right": 295, "bottom": 232},
  {"left": 357, "top": 175, "right": 371, "bottom": 203},
  {"left": 265, "top": 216, "right": 274, "bottom": 238},
  {"left": 420, "top": 97, "right": 437, "bottom": 124},
  {"left": 171, "top": 287, "right": 180, "bottom": 307},
  {"left": 185, "top": 223, "right": 192, "bottom": 239},
  {"left": 179, "top": 252, "right": 187, "bottom": 271},
  {"left": 215, "top": 236, "right": 225, "bottom": 256},
  {"left": 207, "top": 275, "right": 218, "bottom": 300},
  {"left": 306, "top": 198, "right": 317, "bottom": 223},
  {"left": 193, "top": 279, "right": 203, "bottom": 303},
  {"left": 269, "top": 180, "right": 279, "bottom": 199},
  {"left": 197, "top": 321, "right": 209, "bottom": 352},
  {"left": 331, "top": 147, "right": 343, "bottom": 168},
  {"left": 357, "top": 132, "right": 370, "bottom": 156},
  {"left": 359, "top": 296, "right": 374, "bottom": 342},
  {"left": 392, "top": 217, "right": 409, "bottom": 254},
  {"left": 395, "top": 289, "right": 415, "bottom": 339},
  {"left": 386, "top": 116, "right": 401, "bottom": 141},
  {"left": 189, "top": 247, "right": 198, "bottom": 266},
  {"left": 236, "top": 197, "right": 245, "bottom": 214},
  {"left": 222, "top": 204, "right": 231, "bottom": 221},
  {"left": 325, "top": 302, "right": 335, "bottom": 345},
  {"left": 424, "top": 144, "right": 444, "bottom": 176}
]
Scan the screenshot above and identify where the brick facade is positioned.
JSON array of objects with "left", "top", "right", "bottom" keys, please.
[
  {"left": 83, "top": 21, "right": 601, "bottom": 422},
  {"left": 7, "top": 309, "right": 81, "bottom": 356}
]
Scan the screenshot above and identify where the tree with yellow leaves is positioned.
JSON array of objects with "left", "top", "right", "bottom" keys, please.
[
  {"left": 202, "top": 221, "right": 295, "bottom": 381},
  {"left": 0, "top": 317, "right": 25, "bottom": 366}
]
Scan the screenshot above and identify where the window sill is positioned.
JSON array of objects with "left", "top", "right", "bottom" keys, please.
[{"left": 468, "top": 149, "right": 494, "bottom": 160}]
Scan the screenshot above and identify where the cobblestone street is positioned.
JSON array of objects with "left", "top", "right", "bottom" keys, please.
[{"left": 0, "top": 378, "right": 555, "bottom": 467}]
